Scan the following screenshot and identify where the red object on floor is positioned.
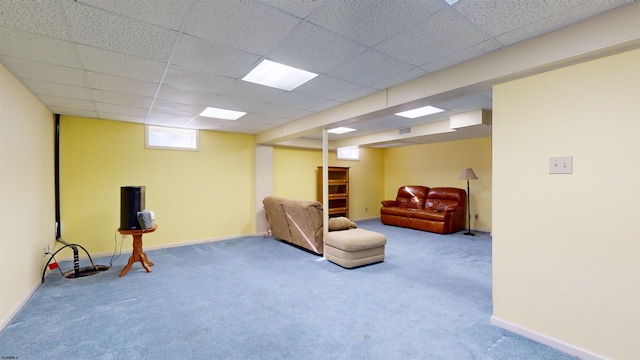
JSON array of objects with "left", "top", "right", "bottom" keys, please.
[{"left": 48, "top": 262, "right": 59, "bottom": 270}]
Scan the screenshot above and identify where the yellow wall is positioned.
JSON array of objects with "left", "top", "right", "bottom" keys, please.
[
  {"left": 59, "top": 117, "right": 255, "bottom": 256},
  {"left": 272, "top": 146, "right": 385, "bottom": 221},
  {"left": 383, "top": 137, "right": 492, "bottom": 232},
  {"left": 0, "top": 64, "right": 55, "bottom": 328},
  {"left": 492, "top": 49, "right": 640, "bottom": 359}
]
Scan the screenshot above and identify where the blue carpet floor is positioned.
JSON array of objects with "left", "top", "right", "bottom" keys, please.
[{"left": 0, "top": 220, "right": 575, "bottom": 359}]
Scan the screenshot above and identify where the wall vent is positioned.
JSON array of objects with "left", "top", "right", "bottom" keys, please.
[{"left": 399, "top": 127, "right": 411, "bottom": 135}]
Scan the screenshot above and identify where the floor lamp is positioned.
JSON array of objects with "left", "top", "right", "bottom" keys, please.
[{"left": 458, "top": 168, "right": 478, "bottom": 236}]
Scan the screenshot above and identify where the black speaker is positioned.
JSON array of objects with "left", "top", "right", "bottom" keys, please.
[{"left": 120, "top": 186, "right": 146, "bottom": 230}]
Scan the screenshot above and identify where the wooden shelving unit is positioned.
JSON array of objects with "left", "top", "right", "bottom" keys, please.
[{"left": 317, "top": 166, "right": 349, "bottom": 218}]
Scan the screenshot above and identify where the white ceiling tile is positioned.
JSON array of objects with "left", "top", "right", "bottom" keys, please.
[
  {"left": 268, "top": 21, "right": 367, "bottom": 74},
  {"left": 77, "top": 45, "right": 165, "bottom": 83},
  {"left": 0, "top": 27, "right": 80, "bottom": 67},
  {"left": 422, "top": 39, "right": 502, "bottom": 73},
  {"left": 371, "top": 67, "right": 429, "bottom": 90},
  {"left": 92, "top": 89, "right": 153, "bottom": 109},
  {"left": 151, "top": 98, "right": 204, "bottom": 116},
  {"left": 221, "top": 80, "right": 286, "bottom": 104},
  {"left": 495, "top": 1, "right": 635, "bottom": 46},
  {"left": 270, "top": 91, "right": 332, "bottom": 111},
  {"left": 203, "top": 95, "right": 265, "bottom": 114},
  {"left": 74, "top": 0, "right": 192, "bottom": 31},
  {"left": 327, "top": 49, "right": 415, "bottom": 86},
  {"left": 163, "top": 66, "right": 235, "bottom": 94},
  {"left": 63, "top": 0, "right": 178, "bottom": 62},
  {"left": 308, "top": 0, "right": 444, "bottom": 47},
  {"left": 0, "top": 0, "right": 68, "bottom": 39},
  {"left": 186, "top": 1, "right": 301, "bottom": 55},
  {"left": 96, "top": 113, "right": 145, "bottom": 124},
  {"left": 145, "top": 111, "right": 193, "bottom": 126},
  {"left": 155, "top": 86, "right": 217, "bottom": 106},
  {"left": 293, "top": 75, "right": 367, "bottom": 100},
  {"left": 95, "top": 103, "right": 148, "bottom": 117},
  {"left": 259, "top": 0, "right": 324, "bottom": 19},
  {"left": 0, "top": 56, "right": 86, "bottom": 86},
  {"left": 86, "top": 72, "right": 158, "bottom": 97},
  {"left": 22, "top": 79, "right": 91, "bottom": 100},
  {"left": 37, "top": 95, "right": 95, "bottom": 111},
  {"left": 335, "top": 86, "right": 379, "bottom": 103},
  {"left": 254, "top": 103, "right": 312, "bottom": 120},
  {"left": 172, "top": 35, "right": 261, "bottom": 78},
  {"left": 49, "top": 108, "right": 98, "bottom": 119},
  {"left": 376, "top": 9, "right": 490, "bottom": 67}
]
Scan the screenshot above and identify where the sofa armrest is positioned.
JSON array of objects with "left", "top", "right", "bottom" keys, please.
[{"left": 381, "top": 200, "right": 398, "bottom": 207}]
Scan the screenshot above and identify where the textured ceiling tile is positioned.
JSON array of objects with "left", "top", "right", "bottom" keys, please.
[
  {"left": 63, "top": 0, "right": 178, "bottom": 62},
  {"left": 92, "top": 89, "right": 153, "bottom": 109},
  {"left": 0, "top": 28, "right": 80, "bottom": 67},
  {"left": 204, "top": 95, "right": 265, "bottom": 114},
  {"left": 268, "top": 21, "right": 367, "bottom": 74},
  {"left": 22, "top": 79, "right": 91, "bottom": 100},
  {"left": 376, "top": 9, "right": 490, "bottom": 67},
  {"left": 37, "top": 95, "right": 95, "bottom": 111},
  {"left": 97, "top": 113, "right": 145, "bottom": 123},
  {"left": 86, "top": 72, "right": 158, "bottom": 97},
  {"left": 0, "top": 0, "right": 68, "bottom": 39},
  {"left": 335, "top": 86, "right": 378, "bottom": 103},
  {"left": 495, "top": 1, "right": 634, "bottom": 46},
  {"left": 259, "top": 0, "right": 325, "bottom": 19},
  {"left": 95, "top": 103, "right": 147, "bottom": 117},
  {"left": 0, "top": 56, "right": 86, "bottom": 86},
  {"left": 151, "top": 98, "right": 204, "bottom": 116},
  {"left": 221, "top": 80, "right": 286, "bottom": 104},
  {"left": 293, "top": 75, "right": 366, "bottom": 101},
  {"left": 269, "top": 91, "right": 331, "bottom": 111},
  {"left": 163, "top": 66, "right": 235, "bottom": 94},
  {"left": 422, "top": 39, "right": 502, "bottom": 73},
  {"left": 307, "top": 0, "right": 444, "bottom": 47},
  {"left": 372, "top": 67, "right": 429, "bottom": 91},
  {"left": 49, "top": 107, "right": 98, "bottom": 119},
  {"left": 75, "top": 0, "right": 192, "bottom": 30},
  {"left": 253, "top": 103, "right": 311, "bottom": 120},
  {"left": 77, "top": 45, "right": 165, "bottom": 83},
  {"left": 155, "top": 86, "right": 217, "bottom": 106},
  {"left": 185, "top": 1, "right": 301, "bottom": 55},
  {"left": 327, "top": 49, "right": 415, "bottom": 87},
  {"left": 172, "top": 35, "right": 261, "bottom": 78},
  {"left": 145, "top": 110, "right": 193, "bottom": 126}
]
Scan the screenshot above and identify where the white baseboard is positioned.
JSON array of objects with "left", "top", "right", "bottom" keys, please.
[
  {"left": 490, "top": 316, "right": 608, "bottom": 360},
  {"left": 0, "top": 280, "right": 42, "bottom": 332}
]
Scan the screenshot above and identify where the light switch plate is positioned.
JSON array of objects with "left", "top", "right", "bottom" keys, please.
[{"left": 549, "top": 156, "right": 573, "bottom": 174}]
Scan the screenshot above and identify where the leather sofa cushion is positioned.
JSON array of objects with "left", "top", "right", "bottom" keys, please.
[
  {"left": 380, "top": 206, "right": 411, "bottom": 217},
  {"left": 396, "top": 185, "right": 429, "bottom": 209},
  {"left": 410, "top": 209, "right": 446, "bottom": 221}
]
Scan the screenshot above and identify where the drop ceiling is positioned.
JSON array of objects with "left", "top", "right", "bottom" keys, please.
[{"left": 0, "top": 0, "right": 637, "bottom": 148}]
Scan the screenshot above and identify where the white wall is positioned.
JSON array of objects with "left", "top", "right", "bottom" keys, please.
[
  {"left": 492, "top": 49, "right": 640, "bottom": 359},
  {"left": 0, "top": 64, "right": 55, "bottom": 329}
]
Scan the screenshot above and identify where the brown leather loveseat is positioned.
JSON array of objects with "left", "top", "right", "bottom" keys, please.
[{"left": 380, "top": 186, "right": 466, "bottom": 234}]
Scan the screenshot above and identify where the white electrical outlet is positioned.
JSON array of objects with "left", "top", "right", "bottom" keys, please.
[{"left": 549, "top": 156, "right": 573, "bottom": 174}]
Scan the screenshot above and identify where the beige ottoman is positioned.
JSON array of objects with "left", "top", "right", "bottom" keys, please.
[{"left": 324, "top": 228, "right": 387, "bottom": 269}]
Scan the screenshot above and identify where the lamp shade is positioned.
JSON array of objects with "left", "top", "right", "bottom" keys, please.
[{"left": 458, "top": 168, "right": 478, "bottom": 180}]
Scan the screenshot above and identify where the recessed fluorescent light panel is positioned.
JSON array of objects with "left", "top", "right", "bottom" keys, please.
[
  {"left": 242, "top": 59, "right": 318, "bottom": 91},
  {"left": 327, "top": 127, "right": 356, "bottom": 134},
  {"left": 395, "top": 105, "right": 445, "bottom": 119},
  {"left": 445, "top": 0, "right": 458, "bottom": 5},
  {"left": 199, "top": 107, "right": 246, "bottom": 120}
]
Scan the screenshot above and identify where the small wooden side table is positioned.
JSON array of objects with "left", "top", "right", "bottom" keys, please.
[{"left": 118, "top": 224, "right": 157, "bottom": 277}]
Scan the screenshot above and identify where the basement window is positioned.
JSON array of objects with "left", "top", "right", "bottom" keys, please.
[
  {"left": 145, "top": 125, "right": 199, "bottom": 151},
  {"left": 337, "top": 146, "right": 359, "bottom": 160}
]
